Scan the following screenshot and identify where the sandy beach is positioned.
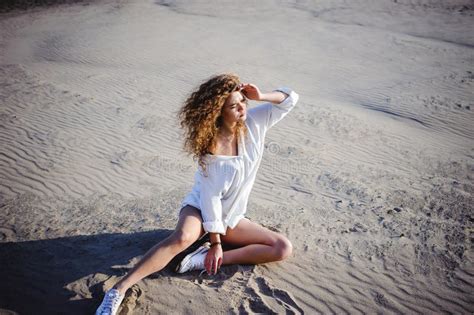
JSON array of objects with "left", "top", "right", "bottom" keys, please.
[{"left": 0, "top": 0, "right": 473, "bottom": 314}]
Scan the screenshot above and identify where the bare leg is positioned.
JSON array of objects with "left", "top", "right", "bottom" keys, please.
[
  {"left": 220, "top": 218, "right": 293, "bottom": 265},
  {"left": 113, "top": 206, "right": 205, "bottom": 295}
]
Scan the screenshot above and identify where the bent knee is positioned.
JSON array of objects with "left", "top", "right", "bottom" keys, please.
[
  {"left": 274, "top": 237, "right": 293, "bottom": 261},
  {"left": 169, "top": 230, "right": 197, "bottom": 249}
]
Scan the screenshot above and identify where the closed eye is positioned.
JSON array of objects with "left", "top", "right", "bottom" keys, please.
[{"left": 231, "top": 97, "right": 247, "bottom": 107}]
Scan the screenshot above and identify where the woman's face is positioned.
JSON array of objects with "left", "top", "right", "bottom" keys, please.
[{"left": 221, "top": 91, "right": 247, "bottom": 125}]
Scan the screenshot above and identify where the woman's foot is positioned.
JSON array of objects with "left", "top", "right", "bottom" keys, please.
[
  {"left": 176, "top": 242, "right": 210, "bottom": 273},
  {"left": 95, "top": 288, "right": 125, "bottom": 315}
]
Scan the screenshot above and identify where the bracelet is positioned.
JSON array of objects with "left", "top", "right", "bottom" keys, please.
[{"left": 210, "top": 242, "right": 222, "bottom": 247}]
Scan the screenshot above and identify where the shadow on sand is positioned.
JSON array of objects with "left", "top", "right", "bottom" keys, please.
[
  {"left": 0, "top": 0, "right": 94, "bottom": 13},
  {"left": 0, "top": 229, "right": 215, "bottom": 314}
]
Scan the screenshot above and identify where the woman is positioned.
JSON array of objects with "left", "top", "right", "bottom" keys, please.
[{"left": 95, "top": 73, "right": 299, "bottom": 315}]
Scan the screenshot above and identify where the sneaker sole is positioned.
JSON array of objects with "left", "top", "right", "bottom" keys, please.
[{"left": 176, "top": 244, "right": 209, "bottom": 273}]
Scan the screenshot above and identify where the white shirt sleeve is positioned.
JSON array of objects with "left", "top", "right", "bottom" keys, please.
[
  {"left": 198, "top": 166, "right": 227, "bottom": 234},
  {"left": 247, "top": 87, "right": 299, "bottom": 130}
]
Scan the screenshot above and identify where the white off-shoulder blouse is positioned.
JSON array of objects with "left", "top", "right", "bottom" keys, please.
[{"left": 180, "top": 87, "right": 299, "bottom": 234}]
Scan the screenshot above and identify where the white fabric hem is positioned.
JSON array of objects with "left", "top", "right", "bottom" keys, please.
[{"left": 203, "top": 221, "right": 227, "bottom": 235}]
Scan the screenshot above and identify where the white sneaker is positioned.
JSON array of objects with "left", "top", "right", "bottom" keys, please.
[
  {"left": 95, "top": 288, "right": 125, "bottom": 315},
  {"left": 176, "top": 242, "right": 210, "bottom": 273}
]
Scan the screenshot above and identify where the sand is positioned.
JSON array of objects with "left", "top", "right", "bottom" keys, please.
[{"left": 0, "top": 0, "right": 473, "bottom": 314}]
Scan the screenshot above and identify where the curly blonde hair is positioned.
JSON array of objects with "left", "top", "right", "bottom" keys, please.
[{"left": 178, "top": 73, "right": 247, "bottom": 172}]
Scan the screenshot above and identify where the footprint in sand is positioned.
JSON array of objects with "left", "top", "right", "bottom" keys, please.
[
  {"left": 245, "top": 276, "right": 305, "bottom": 314},
  {"left": 118, "top": 285, "right": 143, "bottom": 315}
]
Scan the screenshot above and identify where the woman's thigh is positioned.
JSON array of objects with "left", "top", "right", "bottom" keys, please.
[
  {"left": 173, "top": 205, "right": 206, "bottom": 241},
  {"left": 221, "top": 218, "right": 288, "bottom": 247}
]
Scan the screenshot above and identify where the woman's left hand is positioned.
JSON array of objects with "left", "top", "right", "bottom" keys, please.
[
  {"left": 205, "top": 244, "right": 223, "bottom": 275},
  {"left": 238, "top": 83, "right": 263, "bottom": 101}
]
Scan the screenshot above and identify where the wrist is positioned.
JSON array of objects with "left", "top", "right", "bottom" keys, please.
[
  {"left": 209, "top": 233, "right": 221, "bottom": 244},
  {"left": 210, "top": 241, "right": 222, "bottom": 248},
  {"left": 259, "top": 92, "right": 270, "bottom": 102}
]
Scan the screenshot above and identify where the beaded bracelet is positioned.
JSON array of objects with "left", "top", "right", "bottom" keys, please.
[{"left": 210, "top": 242, "right": 222, "bottom": 247}]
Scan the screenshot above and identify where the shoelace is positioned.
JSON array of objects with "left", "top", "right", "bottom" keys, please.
[
  {"left": 189, "top": 254, "right": 206, "bottom": 271},
  {"left": 100, "top": 291, "right": 122, "bottom": 314}
]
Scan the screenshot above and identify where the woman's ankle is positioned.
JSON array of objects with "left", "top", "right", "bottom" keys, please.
[{"left": 113, "top": 282, "right": 129, "bottom": 295}]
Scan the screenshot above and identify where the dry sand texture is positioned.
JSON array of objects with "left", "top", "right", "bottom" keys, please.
[{"left": 0, "top": 0, "right": 473, "bottom": 314}]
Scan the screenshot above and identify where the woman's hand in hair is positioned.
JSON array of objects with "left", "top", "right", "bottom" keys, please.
[
  {"left": 239, "top": 83, "right": 263, "bottom": 101},
  {"left": 205, "top": 244, "right": 223, "bottom": 275}
]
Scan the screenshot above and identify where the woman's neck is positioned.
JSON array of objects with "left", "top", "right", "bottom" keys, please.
[{"left": 218, "top": 123, "right": 237, "bottom": 139}]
